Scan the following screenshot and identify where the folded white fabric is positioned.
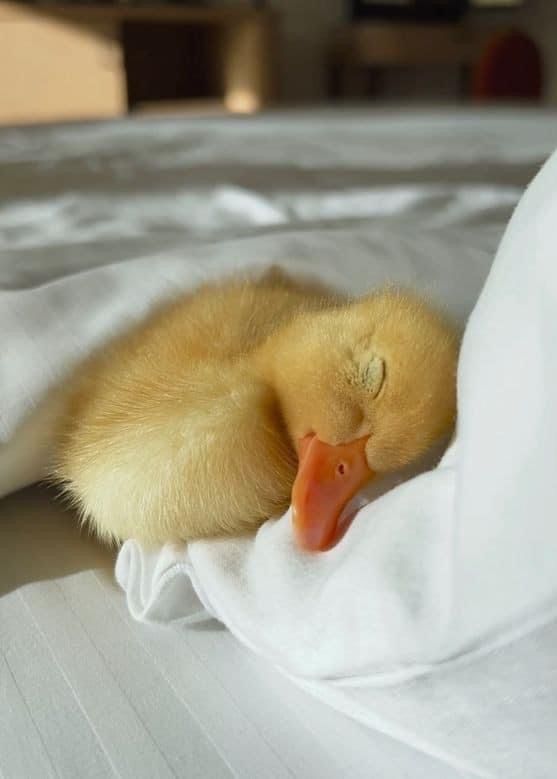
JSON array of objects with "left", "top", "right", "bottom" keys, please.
[{"left": 117, "top": 149, "right": 557, "bottom": 687}]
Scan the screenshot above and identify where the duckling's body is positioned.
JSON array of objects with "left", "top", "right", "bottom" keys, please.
[{"left": 53, "top": 271, "right": 458, "bottom": 548}]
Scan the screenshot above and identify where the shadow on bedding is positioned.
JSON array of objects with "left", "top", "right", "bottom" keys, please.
[{"left": 0, "top": 484, "right": 115, "bottom": 597}]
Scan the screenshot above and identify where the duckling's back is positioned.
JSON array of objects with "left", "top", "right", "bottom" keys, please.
[
  {"left": 50, "top": 270, "right": 337, "bottom": 544},
  {"left": 144, "top": 270, "right": 335, "bottom": 363}
]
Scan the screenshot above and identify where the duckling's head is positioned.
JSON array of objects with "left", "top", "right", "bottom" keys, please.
[{"left": 266, "top": 289, "right": 459, "bottom": 551}]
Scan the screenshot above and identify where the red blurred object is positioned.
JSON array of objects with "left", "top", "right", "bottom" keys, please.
[{"left": 473, "top": 30, "right": 543, "bottom": 100}]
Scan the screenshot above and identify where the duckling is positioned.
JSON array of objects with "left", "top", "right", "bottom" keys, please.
[{"left": 52, "top": 270, "right": 458, "bottom": 552}]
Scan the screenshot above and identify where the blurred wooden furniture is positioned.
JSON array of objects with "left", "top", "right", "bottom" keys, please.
[
  {"left": 0, "top": 2, "right": 276, "bottom": 125},
  {"left": 329, "top": 22, "right": 495, "bottom": 98}
]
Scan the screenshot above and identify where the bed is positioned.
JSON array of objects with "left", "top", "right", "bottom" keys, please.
[{"left": 1, "top": 105, "right": 557, "bottom": 778}]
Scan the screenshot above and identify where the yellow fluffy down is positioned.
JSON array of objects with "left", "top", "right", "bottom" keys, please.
[{"left": 52, "top": 270, "right": 459, "bottom": 546}]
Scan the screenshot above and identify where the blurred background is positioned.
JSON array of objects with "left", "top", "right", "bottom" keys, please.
[{"left": 0, "top": 0, "right": 553, "bottom": 126}]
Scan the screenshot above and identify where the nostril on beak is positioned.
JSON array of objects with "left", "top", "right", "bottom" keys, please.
[{"left": 336, "top": 462, "right": 347, "bottom": 477}]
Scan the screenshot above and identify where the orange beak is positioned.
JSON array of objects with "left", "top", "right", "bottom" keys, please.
[{"left": 291, "top": 434, "right": 375, "bottom": 552}]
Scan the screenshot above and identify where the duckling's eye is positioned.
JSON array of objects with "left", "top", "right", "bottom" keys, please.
[
  {"left": 360, "top": 355, "right": 385, "bottom": 398},
  {"left": 347, "top": 353, "right": 386, "bottom": 398}
]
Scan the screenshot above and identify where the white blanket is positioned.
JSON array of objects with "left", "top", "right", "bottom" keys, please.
[{"left": 2, "top": 108, "right": 557, "bottom": 777}]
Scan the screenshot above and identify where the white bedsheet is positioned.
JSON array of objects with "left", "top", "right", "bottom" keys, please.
[{"left": 2, "top": 106, "right": 557, "bottom": 778}]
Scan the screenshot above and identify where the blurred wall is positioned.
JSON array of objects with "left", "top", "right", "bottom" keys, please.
[
  {"left": 273, "top": 0, "right": 557, "bottom": 104},
  {"left": 515, "top": 0, "right": 557, "bottom": 103},
  {"left": 273, "top": 0, "right": 344, "bottom": 101}
]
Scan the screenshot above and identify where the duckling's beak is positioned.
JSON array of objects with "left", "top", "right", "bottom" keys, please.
[{"left": 291, "top": 434, "right": 374, "bottom": 552}]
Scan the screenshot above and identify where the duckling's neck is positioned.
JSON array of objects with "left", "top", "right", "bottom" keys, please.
[
  {"left": 253, "top": 324, "right": 296, "bottom": 400},
  {"left": 253, "top": 310, "right": 340, "bottom": 448}
]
